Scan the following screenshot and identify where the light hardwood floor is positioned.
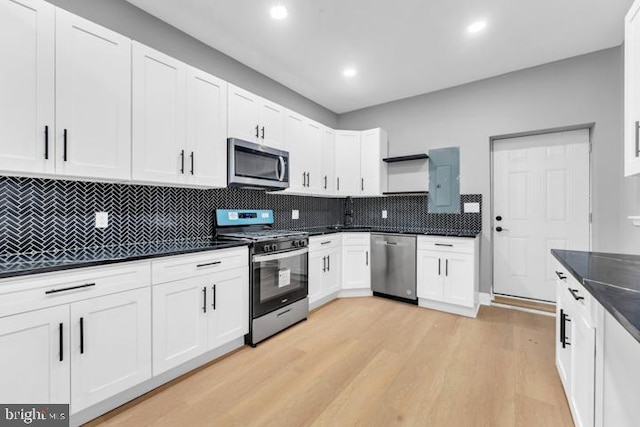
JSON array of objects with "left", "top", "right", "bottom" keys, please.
[{"left": 86, "top": 298, "right": 573, "bottom": 427}]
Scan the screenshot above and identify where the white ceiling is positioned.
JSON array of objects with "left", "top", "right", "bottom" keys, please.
[{"left": 126, "top": 0, "right": 633, "bottom": 114}]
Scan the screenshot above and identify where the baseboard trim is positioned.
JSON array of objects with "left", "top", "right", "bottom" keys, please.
[
  {"left": 479, "top": 292, "right": 492, "bottom": 306},
  {"left": 309, "top": 291, "right": 340, "bottom": 311},
  {"left": 339, "top": 289, "right": 373, "bottom": 298},
  {"left": 418, "top": 298, "right": 479, "bottom": 318},
  {"left": 491, "top": 302, "right": 555, "bottom": 317},
  {"left": 70, "top": 337, "right": 245, "bottom": 427}
]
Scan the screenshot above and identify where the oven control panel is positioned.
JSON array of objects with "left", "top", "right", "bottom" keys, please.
[{"left": 255, "top": 239, "right": 307, "bottom": 255}]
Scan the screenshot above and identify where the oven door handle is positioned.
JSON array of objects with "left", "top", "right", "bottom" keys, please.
[{"left": 253, "top": 247, "right": 308, "bottom": 263}]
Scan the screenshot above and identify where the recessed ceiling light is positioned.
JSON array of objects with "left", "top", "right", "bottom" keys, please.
[
  {"left": 343, "top": 68, "right": 357, "bottom": 77},
  {"left": 270, "top": 4, "right": 288, "bottom": 20},
  {"left": 467, "top": 21, "right": 487, "bottom": 33}
]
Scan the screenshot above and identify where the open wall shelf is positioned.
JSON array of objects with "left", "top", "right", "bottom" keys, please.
[{"left": 382, "top": 154, "right": 429, "bottom": 163}]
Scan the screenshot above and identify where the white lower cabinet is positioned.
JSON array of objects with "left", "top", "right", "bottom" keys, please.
[
  {"left": 341, "top": 233, "right": 371, "bottom": 296},
  {"left": 151, "top": 247, "right": 249, "bottom": 375},
  {"left": 0, "top": 305, "right": 70, "bottom": 404},
  {"left": 416, "top": 236, "right": 479, "bottom": 317},
  {"left": 70, "top": 288, "right": 152, "bottom": 413},
  {"left": 555, "top": 265, "right": 596, "bottom": 427},
  {"left": 309, "top": 235, "right": 342, "bottom": 309}
]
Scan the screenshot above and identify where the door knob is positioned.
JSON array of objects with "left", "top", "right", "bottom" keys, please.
[
  {"left": 496, "top": 216, "right": 502, "bottom": 221},
  {"left": 496, "top": 226, "right": 507, "bottom": 232}
]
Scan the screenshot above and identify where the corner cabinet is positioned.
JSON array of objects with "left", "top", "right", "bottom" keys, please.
[
  {"left": 132, "top": 42, "right": 227, "bottom": 188},
  {"left": 416, "top": 236, "right": 479, "bottom": 317},
  {"left": 625, "top": 0, "right": 640, "bottom": 176}
]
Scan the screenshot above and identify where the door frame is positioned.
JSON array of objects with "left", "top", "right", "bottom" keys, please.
[{"left": 488, "top": 123, "right": 594, "bottom": 301}]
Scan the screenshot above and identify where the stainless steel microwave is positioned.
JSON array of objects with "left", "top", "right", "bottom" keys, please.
[{"left": 227, "top": 138, "right": 289, "bottom": 190}]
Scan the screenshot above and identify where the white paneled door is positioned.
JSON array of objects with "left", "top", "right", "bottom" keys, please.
[{"left": 492, "top": 129, "right": 590, "bottom": 302}]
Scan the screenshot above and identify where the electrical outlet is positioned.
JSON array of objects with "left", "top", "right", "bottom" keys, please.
[
  {"left": 382, "top": 210, "right": 388, "bottom": 219},
  {"left": 292, "top": 210, "right": 299, "bottom": 220},
  {"left": 464, "top": 202, "right": 480, "bottom": 213},
  {"left": 95, "top": 212, "right": 109, "bottom": 228}
]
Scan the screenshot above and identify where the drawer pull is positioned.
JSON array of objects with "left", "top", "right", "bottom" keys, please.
[
  {"left": 277, "top": 309, "right": 291, "bottom": 317},
  {"left": 45, "top": 282, "right": 96, "bottom": 295},
  {"left": 80, "top": 317, "right": 85, "bottom": 354},
  {"left": 321, "top": 241, "right": 331, "bottom": 245},
  {"left": 568, "top": 288, "right": 585, "bottom": 301},
  {"left": 59, "top": 323, "right": 64, "bottom": 362},
  {"left": 197, "top": 261, "right": 222, "bottom": 268},
  {"left": 555, "top": 271, "right": 567, "bottom": 280},
  {"left": 435, "top": 243, "right": 454, "bottom": 247}
]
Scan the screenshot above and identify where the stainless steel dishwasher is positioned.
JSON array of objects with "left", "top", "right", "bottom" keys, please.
[{"left": 371, "top": 233, "right": 417, "bottom": 303}]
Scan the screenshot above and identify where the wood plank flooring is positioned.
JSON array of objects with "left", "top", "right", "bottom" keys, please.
[{"left": 86, "top": 297, "right": 573, "bottom": 427}]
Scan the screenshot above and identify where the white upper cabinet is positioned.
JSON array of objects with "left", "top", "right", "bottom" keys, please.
[
  {"left": 320, "top": 127, "right": 336, "bottom": 195},
  {"left": 305, "top": 120, "right": 323, "bottom": 193},
  {"left": 228, "top": 84, "right": 285, "bottom": 149},
  {"left": 186, "top": 67, "right": 228, "bottom": 187},
  {"left": 626, "top": 0, "right": 640, "bottom": 176},
  {"left": 259, "top": 99, "right": 286, "bottom": 149},
  {"left": 335, "top": 131, "right": 362, "bottom": 195},
  {"left": 132, "top": 42, "right": 187, "bottom": 184},
  {"left": 284, "top": 110, "right": 306, "bottom": 192},
  {"left": 0, "top": 0, "right": 55, "bottom": 175},
  {"left": 360, "top": 128, "right": 388, "bottom": 196},
  {"left": 132, "top": 42, "right": 227, "bottom": 187},
  {"left": 55, "top": 9, "right": 131, "bottom": 181}
]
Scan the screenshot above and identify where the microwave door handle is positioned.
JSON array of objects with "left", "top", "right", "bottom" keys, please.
[{"left": 277, "top": 156, "right": 286, "bottom": 182}]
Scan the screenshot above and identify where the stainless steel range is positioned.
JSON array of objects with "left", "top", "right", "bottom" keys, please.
[{"left": 215, "top": 209, "right": 308, "bottom": 346}]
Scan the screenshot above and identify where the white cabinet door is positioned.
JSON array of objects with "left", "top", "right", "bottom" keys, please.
[
  {"left": 132, "top": 42, "right": 186, "bottom": 184},
  {"left": 55, "top": 9, "right": 131, "bottom": 181},
  {"left": 417, "top": 250, "right": 444, "bottom": 301},
  {"left": 0, "top": 0, "right": 55, "bottom": 175},
  {"left": 0, "top": 305, "right": 70, "bottom": 404},
  {"left": 228, "top": 84, "right": 260, "bottom": 144},
  {"left": 308, "top": 250, "right": 326, "bottom": 305},
  {"left": 556, "top": 286, "right": 572, "bottom": 395},
  {"left": 324, "top": 248, "right": 341, "bottom": 294},
  {"left": 152, "top": 278, "right": 209, "bottom": 376},
  {"left": 443, "top": 253, "right": 474, "bottom": 307},
  {"left": 284, "top": 111, "right": 307, "bottom": 192},
  {"left": 335, "top": 131, "right": 361, "bottom": 196},
  {"left": 70, "top": 287, "right": 151, "bottom": 413},
  {"left": 342, "top": 244, "right": 370, "bottom": 290},
  {"left": 186, "top": 67, "right": 227, "bottom": 187},
  {"left": 305, "top": 120, "right": 323, "bottom": 193},
  {"left": 321, "top": 127, "right": 336, "bottom": 195},
  {"left": 259, "top": 100, "right": 285, "bottom": 149},
  {"left": 571, "top": 311, "right": 595, "bottom": 427},
  {"left": 625, "top": 1, "right": 640, "bottom": 176},
  {"left": 209, "top": 267, "right": 249, "bottom": 349},
  {"left": 360, "top": 128, "right": 387, "bottom": 196}
]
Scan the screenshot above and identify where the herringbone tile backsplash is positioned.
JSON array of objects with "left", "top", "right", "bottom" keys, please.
[{"left": 0, "top": 176, "right": 481, "bottom": 257}]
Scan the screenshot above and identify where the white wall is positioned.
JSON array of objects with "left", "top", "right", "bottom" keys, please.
[
  {"left": 47, "top": 0, "right": 338, "bottom": 128},
  {"left": 338, "top": 47, "right": 624, "bottom": 294}
]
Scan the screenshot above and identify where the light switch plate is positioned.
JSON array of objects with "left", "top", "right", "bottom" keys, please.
[
  {"left": 382, "top": 210, "right": 388, "bottom": 219},
  {"left": 95, "top": 212, "right": 109, "bottom": 228},
  {"left": 292, "top": 210, "right": 299, "bottom": 220},
  {"left": 464, "top": 202, "right": 480, "bottom": 213}
]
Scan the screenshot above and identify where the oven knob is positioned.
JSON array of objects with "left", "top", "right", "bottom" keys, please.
[
  {"left": 300, "top": 240, "right": 306, "bottom": 247},
  {"left": 271, "top": 244, "right": 278, "bottom": 252},
  {"left": 292, "top": 240, "right": 299, "bottom": 248},
  {"left": 262, "top": 244, "right": 270, "bottom": 253}
]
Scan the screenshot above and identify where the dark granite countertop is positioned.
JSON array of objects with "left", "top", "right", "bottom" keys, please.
[
  {"left": 300, "top": 226, "right": 480, "bottom": 238},
  {"left": 0, "top": 240, "right": 249, "bottom": 280},
  {"left": 552, "top": 249, "right": 640, "bottom": 343}
]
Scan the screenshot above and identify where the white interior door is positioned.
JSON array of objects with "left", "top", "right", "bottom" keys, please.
[{"left": 493, "top": 129, "right": 590, "bottom": 302}]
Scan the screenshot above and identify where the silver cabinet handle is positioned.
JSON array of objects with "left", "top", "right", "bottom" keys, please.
[
  {"left": 327, "top": 255, "right": 330, "bottom": 271},
  {"left": 322, "top": 256, "right": 327, "bottom": 272},
  {"left": 366, "top": 251, "right": 369, "bottom": 266},
  {"left": 277, "top": 156, "right": 286, "bottom": 182}
]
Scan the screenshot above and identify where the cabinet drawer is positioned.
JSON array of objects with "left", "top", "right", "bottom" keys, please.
[
  {"left": 0, "top": 262, "right": 151, "bottom": 318},
  {"left": 152, "top": 247, "right": 248, "bottom": 285},
  {"left": 417, "top": 236, "right": 475, "bottom": 253},
  {"left": 564, "top": 274, "right": 594, "bottom": 326},
  {"left": 309, "top": 234, "right": 341, "bottom": 251},
  {"left": 341, "top": 233, "right": 370, "bottom": 246}
]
